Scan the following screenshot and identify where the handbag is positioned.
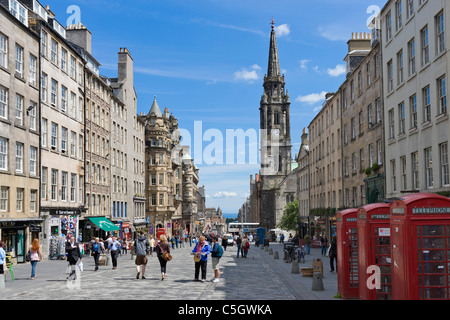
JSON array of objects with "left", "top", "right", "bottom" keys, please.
[
  {"left": 193, "top": 254, "right": 201, "bottom": 263},
  {"left": 162, "top": 252, "right": 172, "bottom": 261},
  {"left": 26, "top": 250, "right": 31, "bottom": 262}
]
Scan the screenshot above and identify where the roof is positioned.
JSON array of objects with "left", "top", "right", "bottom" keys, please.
[
  {"left": 394, "top": 193, "right": 450, "bottom": 206},
  {"left": 358, "top": 202, "right": 390, "bottom": 213},
  {"left": 149, "top": 96, "right": 162, "bottom": 117}
]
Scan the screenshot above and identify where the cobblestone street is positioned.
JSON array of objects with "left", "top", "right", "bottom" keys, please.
[{"left": 0, "top": 243, "right": 338, "bottom": 301}]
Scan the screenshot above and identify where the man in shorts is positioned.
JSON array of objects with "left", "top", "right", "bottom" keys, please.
[
  {"left": 133, "top": 230, "right": 150, "bottom": 279},
  {"left": 211, "top": 236, "right": 223, "bottom": 283}
]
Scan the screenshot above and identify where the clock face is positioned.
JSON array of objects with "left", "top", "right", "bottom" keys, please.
[{"left": 273, "top": 129, "right": 280, "bottom": 137}]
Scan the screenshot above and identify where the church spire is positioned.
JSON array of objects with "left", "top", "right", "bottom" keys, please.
[{"left": 267, "top": 18, "right": 281, "bottom": 78}]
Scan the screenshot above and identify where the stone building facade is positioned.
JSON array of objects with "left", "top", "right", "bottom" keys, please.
[
  {"left": 0, "top": 1, "right": 40, "bottom": 263},
  {"left": 380, "top": 0, "right": 450, "bottom": 198}
]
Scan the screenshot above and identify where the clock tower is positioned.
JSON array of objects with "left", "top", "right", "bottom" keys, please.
[{"left": 258, "top": 20, "right": 293, "bottom": 229}]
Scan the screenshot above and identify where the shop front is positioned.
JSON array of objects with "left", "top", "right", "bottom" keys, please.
[
  {"left": 0, "top": 219, "right": 43, "bottom": 264},
  {"left": 390, "top": 193, "right": 450, "bottom": 300}
]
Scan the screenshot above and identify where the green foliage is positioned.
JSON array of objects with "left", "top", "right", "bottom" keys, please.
[
  {"left": 372, "top": 162, "right": 380, "bottom": 173},
  {"left": 365, "top": 167, "right": 372, "bottom": 175},
  {"left": 277, "top": 200, "right": 299, "bottom": 231}
]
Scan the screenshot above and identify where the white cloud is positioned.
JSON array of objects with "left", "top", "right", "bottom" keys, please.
[
  {"left": 318, "top": 25, "right": 350, "bottom": 41},
  {"left": 299, "top": 59, "right": 311, "bottom": 70},
  {"left": 211, "top": 191, "right": 240, "bottom": 199},
  {"left": 234, "top": 64, "right": 261, "bottom": 82},
  {"left": 327, "top": 64, "right": 346, "bottom": 77},
  {"left": 274, "top": 24, "right": 290, "bottom": 37},
  {"left": 296, "top": 91, "right": 327, "bottom": 105}
]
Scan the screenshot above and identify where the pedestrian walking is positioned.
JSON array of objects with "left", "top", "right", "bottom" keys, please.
[
  {"left": 28, "top": 239, "right": 42, "bottom": 280},
  {"left": 90, "top": 237, "right": 105, "bottom": 271},
  {"left": 0, "top": 241, "right": 6, "bottom": 276},
  {"left": 171, "top": 236, "right": 176, "bottom": 250},
  {"left": 155, "top": 235, "right": 171, "bottom": 281},
  {"left": 122, "top": 239, "right": 128, "bottom": 255},
  {"left": 191, "top": 235, "right": 210, "bottom": 282},
  {"left": 149, "top": 235, "right": 155, "bottom": 256},
  {"left": 108, "top": 236, "right": 121, "bottom": 269},
  {"left": 221, "top": 235, "right": 228, "bottom": 251},
  {"left": 241, "top": 235, "right": 250, "bottom": 258},
  {"left": 66, "top": 236, "right": 82, "bottom": 280},
  {"left": 134, "top": 231, "right": 150, "bottom": 279},
  {"left": 236, "top": 235, "right": 242, "bottom": 258},
  {"left": 210, "top": 236, "right": 223, "bottom": 283},
  {"left": 329, "top": 236, "right": 338, "bottom": 272},
  {"left": 320, "top": 235, "right": 328, "bottom": 257}
]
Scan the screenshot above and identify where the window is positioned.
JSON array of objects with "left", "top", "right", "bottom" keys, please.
[
  {"left": 61, "top": 86, "right": 67, "bottom": 112},
  {"left": 51, "top": 122, "right": 58, "bottom": 149},
  {"left": 15, "top": 94, "right": 23, "bottom": 125},
  {"left": 386, "top": 11, "right": 392, "bottom": 42},
  {"left": 398, "top": 102, "right": 405, "bottom": 134},
  {"left": 50, "top": 39, "right": 58, "bottom": 64},
  {"left": 159, "top": 194, "right": 164, "bottom": 206},
  {"left": 70, "top": 131, "right": 76, "bottom": 157},
  {"left": 421, "top": 27, "right": 429, "bottom": 65},
  {"left": 360, "top": 148, "right": 365, "bottom": 172},
  {"left": 61, "top": 171, "right": 67, "bottom": 201},
  {"left": 352, "top": 153, "right": 357, "bottom": 174},
  {"left": 406, "top": 0, "right": 414, "bottom": 19},
  {"left": 41, "top": 73, "right": 48, "bottom": 103},
  {"left": 0, "top": 33, "right": 7, "bottom": 68},
  {"left": 0, "top": 187, "right": 8, "bottom": 212},
  {"left": 387, "top": 60, "right": 394, "bottom": 92},
  {"left": 41, "top": 30, "right": 47, "bottom": 58},
  {"left": 425, "top": 147, "right": 433, "bottom": 189},
  {"left": 436, "top": 12, "right": 445, "bottom": 55},
  {"left": 351, "top": 117, "right": 356, "bottom": 139},
  {"left": 79, "top": 135, "right": 83, "bottom": 160},
  {"left": 151, "top": 194, "right": 156, "bottom": 206},
  {"left": 423, "top": 86, "right": 431, "bottom": 122},
  {"left": 397, "top": 50, "right": 404, "bottom": 85},
  {"left": 15, "top": 142, "right": 23, "bottom": 173},
  {"left": 29, "top": 55, "right": 37, "bottom": 86},
  {"left": 71, "top": 173, "right": 76, "bottom": 202},
  {"left": 408, "top": 39, "right": 416, "bottom": 76},
  {"left": 410, "top": 94, "right": 417, "bottom": 128},
  {"left": 391, "top": 160, "right": 397, "bottom": 192},
  {"left": 440, "top": 143, "right": 449, "bottom": 187},
  {"left": 0, "top": 137, "right": 7, "bottom": 170},
  {"left": 389, "top": 109, "right": 395, "bottom": 139},
  {"left": 377, "top": 140, "right": 383, "bottom": 165},
  {"left": 30, "top": 190, "right": 36, "bottom": 212},
  {"left": 70, "top": 56, "right": 76, "bottom": 79},
  {"left": 369, "top": 144, "right": 374, "bottom": 167},
  {"left": 61, "top": 48, "right": 67, "bottom": 72},
  {"left": 41, "top": 167, "right": 47, "bottom": 200},
  {"left": 41, "top": 118, "right": 47, "bottom": 147},
  {"left": 29, "top": 101, "right": 37, "bottom": 131},
  {"left": 376, "top": 98, "right": 382, "bottom": 123},
  {"left": 438, "top": 76, "right": 447, "bottom": 115},
  {"left": 395, "top": 1, "right": 403, "bottom": 31},
  {"left": 51, "top": 169, "right": 58, "bottom": 200},
  {"left": 412, "top": 152, "right": 419, "bottom": 189},
  {"left": 366, "top": 62, "right": 371, "bottom": 86},
  {"left": 401, "top": 156, "right": 407, "bottom": 190},
  {"left": 30, "top": 146, "right": 37, "bottom": 175},
  {"left": 51, "top": 79, "right": 57, "bottom": 107},
  {"left": 70, "top": 92, "right": 76, "bottom": 118},
  {"left": 15, "top": 45, "right": 23, "bottom": 76},
  {"left": 61, "top": 127, "right": 67, "bottom": 152},
  {"left": 0, "top": 86, "right": 8, "bottom": 120},
  {"left": 79, "top": 176, "right": 83, "bottom": 203},
  {"left": 16, "top": 188, "right": 23, "bottom": 212}
]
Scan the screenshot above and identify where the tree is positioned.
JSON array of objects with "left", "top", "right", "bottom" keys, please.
[{"left": 277, "top": 200, "right": 299, "bottom": 232}]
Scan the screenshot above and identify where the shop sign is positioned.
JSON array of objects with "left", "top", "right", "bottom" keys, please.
[{"left": 392, "top": 208, "right": 405, "bottom": 215}]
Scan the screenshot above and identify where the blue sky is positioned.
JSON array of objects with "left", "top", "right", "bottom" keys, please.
[{"left": 45, "top": 0, "right": 386, "bottom": 214}]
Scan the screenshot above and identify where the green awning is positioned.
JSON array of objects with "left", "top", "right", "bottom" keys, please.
[{"left": 89, "top": 217, "right": 120, "bottom": 232}]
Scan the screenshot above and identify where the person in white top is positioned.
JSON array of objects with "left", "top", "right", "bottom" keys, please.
[{"left": 29, "top": 239, "right": 42, "bottom": 280}]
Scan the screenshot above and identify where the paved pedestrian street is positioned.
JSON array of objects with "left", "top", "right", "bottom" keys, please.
[{"left": 0, "top": 243, "right": 338, "bottom": 301}]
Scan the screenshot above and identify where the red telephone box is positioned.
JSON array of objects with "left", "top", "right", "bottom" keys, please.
[
  {"left": 390, "top": 193, "right": 450, "bottom": 300},
  {"left": 357, "top": 203, "right": 392, "bottom": 300},
  {"left": 157, "top": 228, "right": 166, "bottom": 240},
  {"left": 337, "top": 208, "right": 359, "bottom": 299}
]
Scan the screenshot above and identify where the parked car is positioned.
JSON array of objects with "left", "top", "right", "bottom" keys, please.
[{"left": 225, "top": 234, "right": 234, "bottom": 246}]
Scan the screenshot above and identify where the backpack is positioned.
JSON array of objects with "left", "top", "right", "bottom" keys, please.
[{"left": 216, "top": 244, "right": 224, "bottom": 258}]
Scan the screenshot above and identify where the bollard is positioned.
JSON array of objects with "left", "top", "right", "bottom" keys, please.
[
  {"left": 261, "top": 245, "right": 264, "bottom": 250},
  {"left": 264, "top": 246, "right": 268, "bottom": 252},
  {"left": 291, "top": 261, "right": 300, "bottom": 274},
  {"left": 269, "top": 248, "right": 273, "bottom": 255},
  {"left": 312, "top": 272, "right": 325, "bottom": 291},
  {"left": 273, "top": 251, "right": 279, "bottom": 259},
  {"left": 106, "top": 254, "right": 111, "bottom": 266}
]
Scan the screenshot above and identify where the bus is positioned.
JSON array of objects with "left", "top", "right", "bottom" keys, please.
[{"left": 227, "top": 222, "right": 260, "bottom": 236}]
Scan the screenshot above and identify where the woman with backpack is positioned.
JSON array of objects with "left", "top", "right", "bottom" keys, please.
[{"left": 155, "top": 235, "right": 171, "bottom": 281}]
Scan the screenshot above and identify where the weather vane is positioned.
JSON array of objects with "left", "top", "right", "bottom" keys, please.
[{"left": 271, "top": 17, "right": 275, "bottom": 29}]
